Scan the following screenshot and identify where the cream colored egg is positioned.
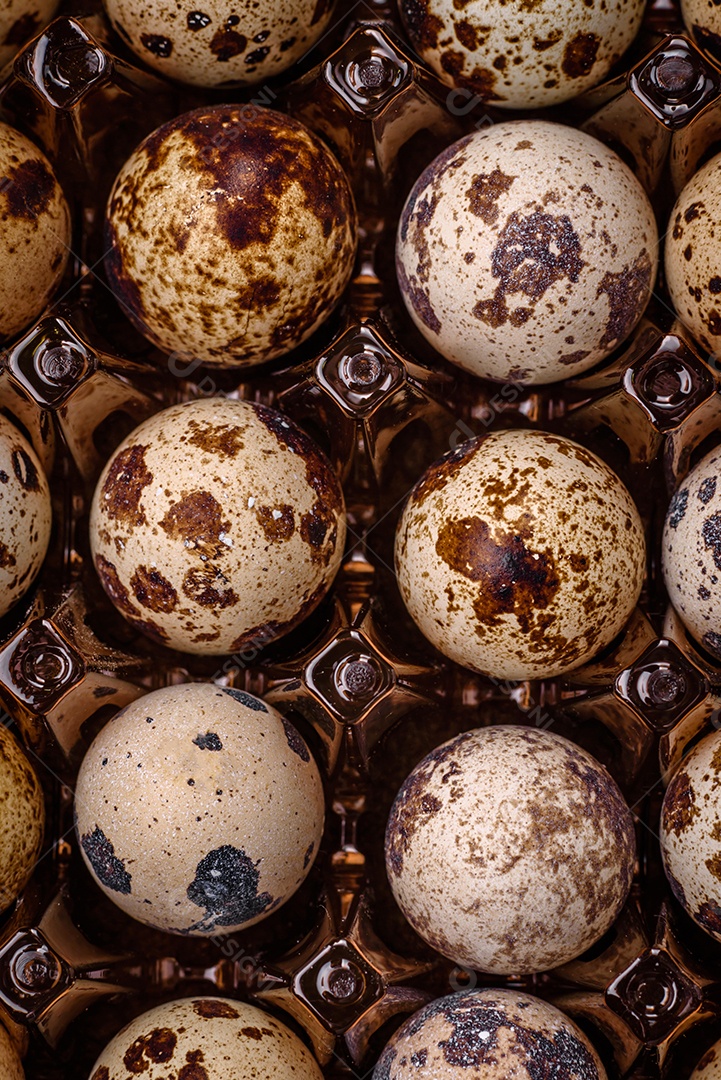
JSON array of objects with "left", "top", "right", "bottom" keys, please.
[
  {"left": 691, "top": 1039, "right": 721, "bottom": 1078},
  {"left": 683, "top": 0, "right": 721, "bottom": 63},
  {"left": 75, "top": 683, "right": 325, "bottom": 935},
  {"left": 89, "top": 997, "right": 325, "bottom": 1080},
  {"left": 0, "top": 724, "right": 44, "bottom": 913},
  {"left": 0, "top": 413, "right": 51, "bottom": 618},
  {"left": 396, "top": 121, "right": 658, "bottom": 385},
  {"left": 395, "top": 429, "right": 645, "bottom": 681},
  {"left": 0, "top": 1024, "right": 24, "bottom": 1080},
  {"left": 662, "top": 446, "right": 721, "bottom": 659},
  {"left": 399, "top": 0, "right": 643, "bottom": 109},
  {"left": 89, "top": 397, "right": 345, "bottom": 654},
  {"left": 0, "top": 123, "right": 70, "bottom": 342},
  {"left": 661, "top": 730, "right": 721, "bottom": 942},
  {"left": 105, "top": 105, "right": 357, "bottom": 368},
  {"left": 374, "top": 989, "right": 608, "bottom": 1080},
  {"left": 666, "top": 152, "right": 721, "bottom": 356},
  {"left": 385, "top": 726, "right": 635, "bottom": 974},
  {"left": 0, "top": 0, "right": 60, "bottom": 69},
  {"left": 104, "top": 0, "right": 336, "bottom": 88}
]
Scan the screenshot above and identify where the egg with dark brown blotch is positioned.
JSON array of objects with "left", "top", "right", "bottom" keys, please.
[
  {"left": 0, "top": 123, "right": 70, "bottom": 342},
  {"left": 74, "top": 683, "right": 324, "bottom": 935},
  {"left": 89, "top": 398, "right": 345, "bottom": 655},
  {"left": 0, "top": 0, "right": 61, "bottom": 68},
  {"left": 104, "top": 105, "right": 357, "bottom": 368},
  {"left": 0, "top": 724, "right": 45, "bottom": 914},
  {"left": 396, "top": 121, "right": 658, "bottom": 385},
  {"left": 400, "top": 0, "right": 643, "bottom": 110},
  {"left": 0, "top": 413, "right": 52, "bottom": 619},
  {"left": 89, "top": 996, "right": 326, "bottom": 1080},
  {"left": 0, "top": 1024, "right": 23, "bottom": 1080},
  {"left": 690, "top": 1038, "right": 721, "bottom": 1078},
  {"left": 374, "top": 989, "right": 608, "bottom": 1080},
  {"left": 682, "top": 0, "right": 721, "bottom": 64},
  {"left": 385, "top": 726, "right": 636, "bottom": 974},
  {"left": 103, "top": 0, "right": 336, "bottom": 88},
  {"left": 395, "top": 429, "right": 645, "bottom": 681}
]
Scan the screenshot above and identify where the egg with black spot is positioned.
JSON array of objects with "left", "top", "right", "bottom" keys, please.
[
  {"left": 0, "top": 122, "right": 70, "bottom": 342},
  {"left": 682, "top": 0, "right": 721, "bottom": 64},
  {"left": 0, "top": 1024, "right": 24, "bottom": 1080},
  {"left": 105, "top": 105, "right": 357, "bottom": 368},
  {"left": 396, "top": 120, "right": 658, "bottom": 385},
  {"left": 89, "top": 996, "right": 326, "bottom": 1080},
  {"left": 385, "top": 726, "right": 635, "bottom": 974},
  {"left": 399, "top": 0, "right": 643, "bottom": 110},
  {"left": 102, "top": 0, "right": 336, "bottom": 88},
  {"left": 662, "top": 446, "right": 721, "bottom": 659},
  {"left": 0, "top": 0, "right": 61, "bottom": 68},
  {"left": 374, "top": 988, "right": 608, "bottom": 1080},
  {"left": 690, "top": 1038, "right": 721, "bottom": 1078},
  {"left": 0, "top": 413, "right": 51, "bottom": 619},
  {"left": 74, "top": 683, "right": 324, "bottom": 935},
  {"left": 665, "top": 152, "right": 721, "bottom": 356},
  {"left": 395, "top": 429, "right": 645, "bottom": 681},
  {"left": 89, "top": 397, "right": 345, "bottom": 655},
  {"left": 0, "top": 724, "right": 45, "bottom": 913}
]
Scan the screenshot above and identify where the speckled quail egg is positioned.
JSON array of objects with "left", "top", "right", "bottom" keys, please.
[
  {"left": 0, "top": 123, "right": 70, "bottom": 342},
  {"left": 400, "top": 0, "right": 643, "bottom": 110},
  {"left": 665, "top": 152, "right": 721, "bottom": 356},
  {"left": 396, "top": 120, "right": 658, "bottom": 385},
  {"left": 660, "top": 729, "right": 721, "bottom": 942},
  {"left": 103, "top": 0, "right": 336, "bottom": 88},
  {"left": 0, "top": 1024, "right": 24, "bottom": 1080},
  {"left": 662, "top": 446, "right": 721, "bottom": 660},
  {"left": 89, "top": 397, "right": 345, "bottom": 655},
  {"left": 395, "top": 429, "right": 645, "bottom": 681},
  {"left": 385, "top": 725, "right": 636, "bottom": 974},
  {"left": 74, "top": 682, "right": 324, "bottom": 935},
  {"left": 0, "top": 0, "right": 61, "bottom": 69},
  {"left": 691, "top": 1039, "right": 721, "bottom": 1079},
  {"left": 0, "top": 413, "right": 51, "bottom": 617},
  {"left": 374, "top": 988, "right": 608, "bottom": 1080},
  {"left": 682, "top": 0, "right": 721, "bottom": 63},
  {"left": 105, "top": 105, "right": 357, "bottom": 368},
  {"left": 0, "top": 724, "right": 44, "bottom": 913},
  {"left": 89, "top": 996, "right": 325, "bottom": 1080}
]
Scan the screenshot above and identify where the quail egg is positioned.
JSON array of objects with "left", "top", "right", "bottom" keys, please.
[
  {"left": 75, "top": 682, "right": 324, "bottom": 935},
  {"left": 385, "top": 725, "right": 635, "bottom": 974},
  {"left": 395, "top": 429, "right": 645, "bottom": 681},
  {"left": 397, "top": 120, "right": 658, "bottom": 385},
  {"left": 662, "top": 445, "right": 721, "bottom": 659},
  {"left": 691, "top": 1039, "right": 721, "bottom": 1078},
  {"left": 0, "top": 724, "right": 44, "bottom": 913},
  {"left": 374, "top": 988, "right": 608, "bottom": 1080},
  {"left": 0, "top": 122, "right": 70, "bottom": 342},
  {"left": 105, "top": 105, "right": 357, "bottom": 368},
  {"left": 660, "top": 729, "right": 721, "bottom": 942},
  {"left": 89, "top": 996, "right": 325, "bottom": 1080},
  {"left": 682, "top": 1, "right": 721, "bottom": 62},
  {"left": 89, "top": 397, "right": 345, "bottom": 655},
  {"left": 103, "top": 0, "right": 336, "bottom": 88},
  {"left": 0, "top": 413, "right": 52, "bottom": 618},
  {"left": 0, "top": 0, "right": 61, "bottom": 69},
  {"left": 0, "top": 1024, "right": 23, "bottom": 1080},
  {"left": 665, "top": 151, "right": 721, "bottom": 357}
]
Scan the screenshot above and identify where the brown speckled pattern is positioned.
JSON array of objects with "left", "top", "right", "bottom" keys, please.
[
  {"left": 0, "top": 1024, "right": 24, "bottom": 1080},
  {"left": 690, "top": 1039, "right": 721, "bottom": 1077},
  {"left": 75, "top": 683, "right": 324, "bottom": 935},
  {"left": 396, "top": 121, "right": 657, "bottom": 385},
  {"left": 661, "top": 731, "right": 721, "bottom": 943},
  {"left": 385, "top": 726, "right": 636, "bottom": 974},
  {"left": 89, "top": 398, "right": 346, "bottom": 654},
  {"left": 373, "top": 988, "right": 607, "bottom": 1080},
  {"left": 395, "top": 429, "right": 645, "bottom": 681},
  {"left": 0, "top": 413, "right": 52, "bottom": 619},
  {"left": 104, "top": 105, "right": 357, "bottom": 368},
  {"left": 89, "top": 996, "right": 326, "bottom": 1079},
  {"left": 0, "top": 724, "right": 45, "bottom": 913},
  {"left": 682, "top": 0, "right": 721, "bottom": 61},
  {"left": 0, "top": 122, "right": 71, "bottom": 342},
  {"left": 0, "top": 0, "right": 60, "bottom": 67},
  {"left": 399, "top": 0, "right": 643, "bottom": 109},
  {"left": 104, "top": 0, "right": 336, "bottom": 88}
]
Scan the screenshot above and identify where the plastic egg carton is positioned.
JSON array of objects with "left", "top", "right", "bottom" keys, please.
[{"left": 1, "top": 0, "right": 721, "bottom": 1076}]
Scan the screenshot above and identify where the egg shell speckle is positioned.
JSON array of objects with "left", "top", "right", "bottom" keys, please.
[
  {"left": 0, "top": 724, "right": 45, "bottom": 914},
  {"left": 0, "top": 0, "right": 61, "bottom": 68},
  {"left": 89, "top": 996, "right": 325, "bottom": 1080},
  {"left": 74, "top": 683, "right": 324, "bottom": 935},
  {"left": 385, "top": 726, "right": 636, "bottom": 974},
  {"left": 682, "top": 0, "right": 721, "bottom": 63},
  {"left": 662, "top": 446, "right": 721, "bottom": 659},
  {"left": 89, "top": 397, "right": 346, "bottom": 655},
  {"left": 690, "top": 1038, "right": 721, "bottom": 1078},
  {"left": 103, "top": 0, "right": 335, "bottom": 87},
  {"left": 395, "top": 428, "right": 645, "bottom": 681},
  {"left": 396, "top": 121, "right": 657, "bottom": 385},
  {"left": 373, "top": 988, "right": 607, "bottom": 1080},
  {"left": 0, "top": 1024, "right": 23, "bottom": 1080},
  {"left": 0, "top": 413, "right": 52, "bottom": 618},
  {"left": 0, "top": 122, "right": 71, "bottom": 342},
  {"left": 660, "top": 729, "right": 721, "bottom": 942},
  {"left": 400, "top": 0, "right": 643, "bottom": 110},
  {"left": 105, "top": 105, "right": 357, "bottom": 368}
]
